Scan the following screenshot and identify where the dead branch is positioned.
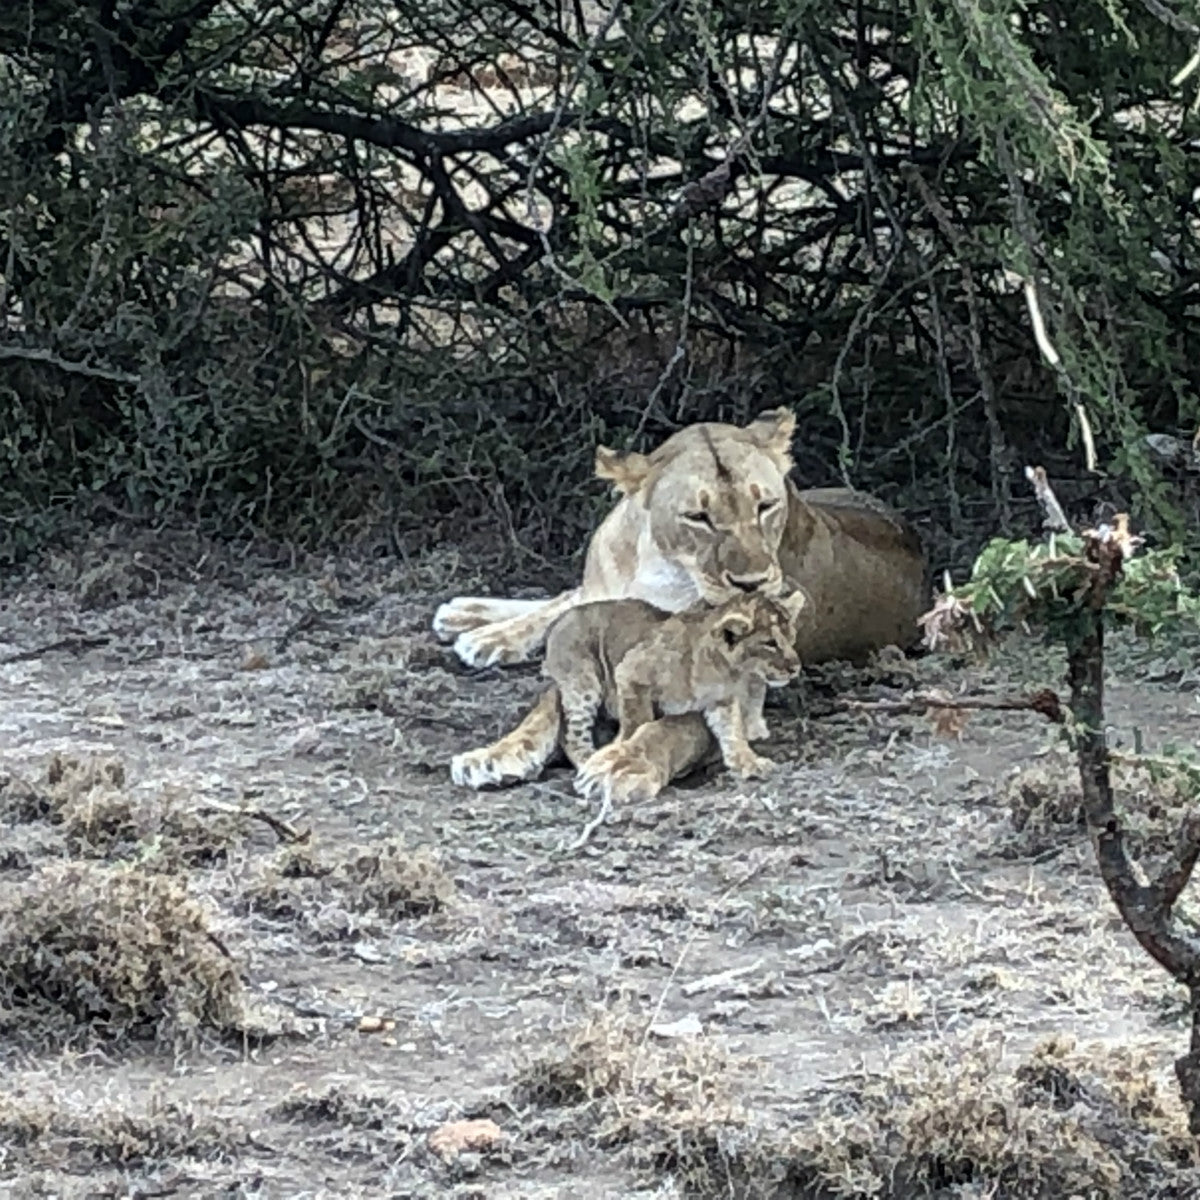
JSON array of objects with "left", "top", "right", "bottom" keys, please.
[
  {"left": 195, "top": 798, "right": 309, "bottom": 844},
  {"left": 1, "top": 635, "right": 111, "bottom": 664},
  {"left": 1153, "top": 813, "right": 1200, "bottom": 911},
  {"left": 1024, "top": 464, "right": 1073, "bottom": 532},
  {"left": 836, "top": 688, "right": 1064, "bottom": 723},
  {"left": 1026, "top": 477, "right": 1200, "bottom": 1129}
]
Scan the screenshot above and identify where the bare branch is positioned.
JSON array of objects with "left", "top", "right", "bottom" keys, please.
[
  {"left": 837, "top": 688, "right": 1064, "bottom": 723},
  {"left": 0, "top": 344, "right": 140, "bottom": 385},
  {"left": 1152, "top": 812, "right": 1200, "bottom": 911},
  {"left": 1024, "top": 464, "right": 1073, "bottom": 533}
]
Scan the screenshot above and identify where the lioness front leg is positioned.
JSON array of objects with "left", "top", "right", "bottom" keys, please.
[
  {"left": 704, "top": 700, "right": 775, "bottom": 780},
  {"left": 452, "top": 587, "right": 583, "bottom": 668},
  {"left": 433, "top": 596, "right": 553, "bottom": 643},
  {"left": 450, "top": 686, "right": 563, "bottom": 788}
]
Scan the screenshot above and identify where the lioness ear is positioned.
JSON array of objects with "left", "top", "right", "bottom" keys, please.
[
  {"left": 744, "top": 407, "right": 796, "bottom": 472},
  {"left": 595, "top": 445, "right": 652, "bottom": 496},
  {"left": 715, "top": 611, "right": 753, "bottom": 646}
]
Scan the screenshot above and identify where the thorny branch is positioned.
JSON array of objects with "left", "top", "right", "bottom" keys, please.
[
  {"left": 924, "top": 463, "right": 1200, "bottom": 1130},
  {"left": 837, "top": 688, "right": 1064, "bottom": 724}
]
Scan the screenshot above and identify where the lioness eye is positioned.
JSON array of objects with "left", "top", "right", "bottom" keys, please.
[
  {"left": 758, "top": 499, "right": 779, "bottom": 517},
  {"left": 683, "top": 511, "right": 714, "bottom": 529}
]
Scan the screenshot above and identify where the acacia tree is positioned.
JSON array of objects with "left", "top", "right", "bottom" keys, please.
[
  {"left": 921, "top": 472, "right": 1200, "bottom": 1126},
  {"left": 1, "top": 0, "right": 1198, "bottom": 560}
]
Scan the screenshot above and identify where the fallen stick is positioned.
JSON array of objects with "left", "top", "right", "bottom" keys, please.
[
  {"left": 835, "top": 688, "right": 1065, "bottom": 723},
  {"left": 195, "top": 797, "right": 310, "bottom": 844},
  {"left": 680, "top": 959, "right": 764, "bottom": 997}
]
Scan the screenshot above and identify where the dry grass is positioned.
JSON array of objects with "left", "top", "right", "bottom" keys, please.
[
  {"left": 508, "top": 1016, "right": 1200, "bottom": 1196},
  {"left": 0, "top": 1092, "right": 246, "bottom": 1171},
  {"left": 239, "top": 835, "right": 456, "bottom": 937},
  {"left": 0, "top": 862, "right": 245, "bottom": 1046},
  {"left": 662, "top": 1035, "right": 1200, "bottom": 1198},
  {"left": 62, "top": 787, "right": 243, "bottom": 867},
  {"left": 274, "top": 1085, "right": 397, "bottom": 1131},
  {"left": 1, "top": 753, "right": 244, "bottom": 867},
  {"left": 513, "top": 1006, "right": 746, "bottom": 1159},
  {"left": 1001, "top": 749, "right": 1200, "bottom": 865}
]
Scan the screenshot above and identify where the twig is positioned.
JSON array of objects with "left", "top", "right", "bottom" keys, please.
[
  {"left": 196, "top": 798, "right": 309, "bottom": 844},
  {"left": 1024, "top": 464, "right": 1073, "bottom": 532},
  {"left": 836, "top": 688, "right": 1064, "bottom": 724},
  {"left": 562, "top": 790, "right": 613, "bottom": 852},
  {"left": 0, "top": 344, "right": 141, "bottom": 385},
  {"left": 1, "top": 635, "right": 111, "bottom": 664},
  {"left": 680, "top": 959, "right": 764, "bottom": 998},
  {"left": 1023, "top": 278, "right": 1060, "bottom": 367},
  {"left": 275, "top": 610, "right": 323, "bottom": 652}
]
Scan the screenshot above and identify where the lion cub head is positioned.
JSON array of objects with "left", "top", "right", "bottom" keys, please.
[
  {"left": 594, "top": 408, "right": 796, "bottom": 606},
  {"left": 703, "top": 587, "right": 807, "bottom": 687}
]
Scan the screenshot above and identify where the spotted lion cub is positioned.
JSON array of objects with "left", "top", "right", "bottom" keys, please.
[{"left": 542, "top": 588, "right": 807, "bottom": 782}]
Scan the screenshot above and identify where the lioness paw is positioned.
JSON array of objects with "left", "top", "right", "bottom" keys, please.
[
  {"left": 435, "top": 596, "right": 550, "bottom": 643},
  {"left": 434, "top": 599, "right": 491, "bottom": 642},
  {"left": 450, "top": 745, "right": 541, "bottom": 789},
  {"left": 453, "top": 625, "right": 537, "bottom": 668}
]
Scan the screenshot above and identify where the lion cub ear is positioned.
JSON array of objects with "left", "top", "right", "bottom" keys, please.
[
  {"left": 779, "top": 587, "right": 809, "bottom": 622},
  {"left": 744, "top": 407, "right": 796, "bottom": 472},
  {"left": 595, "top": 445, "right": 652, "bottom": 496},
  {"left": 714, "top": 610, "right": 753, "bottom": 647}
]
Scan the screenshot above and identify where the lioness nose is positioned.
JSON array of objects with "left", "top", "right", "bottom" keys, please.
[{"left": 725, "top": 572, "right": 770, "bottom": 593}]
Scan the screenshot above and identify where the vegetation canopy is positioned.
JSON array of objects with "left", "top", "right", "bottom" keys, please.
[{"left": 1, "top": 0, "right": 1199, "bottom": 563}]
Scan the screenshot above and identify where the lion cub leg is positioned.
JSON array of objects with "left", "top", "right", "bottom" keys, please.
[
  {"left": 614, "top": 680, "right": 656, "bottom": 743},
  {"left": 742, "top": 677, "right": 769, "bottom": 741},
  {"left": 704, "top": 698, "right": 775, "bottom": 781},
  {"left": 559, "top": 667, "right": 606, "bottom": 768}
]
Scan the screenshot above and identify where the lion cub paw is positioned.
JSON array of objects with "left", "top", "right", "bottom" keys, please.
[
  {"left": 728, "top": 751, "right": 776, "bottom": 781},
  {"left": 575, "top": 742, "right": 668, "bottom": 805},
  {"left": 744, "top": 713, "right": 770, "bottom": 741}
]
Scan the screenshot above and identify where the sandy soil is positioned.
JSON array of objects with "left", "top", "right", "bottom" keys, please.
[{"left": 0, "top": 534, "right": 1198, "bottom": 1198}]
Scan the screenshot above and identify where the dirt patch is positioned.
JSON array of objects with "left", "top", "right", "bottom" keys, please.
[{"left": 0, "top": 542, "right": 1197, "bottom": 1195}]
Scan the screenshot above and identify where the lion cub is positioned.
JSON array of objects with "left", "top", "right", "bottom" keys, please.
[{"left": 542, "top": 589, "right": 807, "bottom": 781}]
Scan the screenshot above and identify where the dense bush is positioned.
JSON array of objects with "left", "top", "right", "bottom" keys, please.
[{"left": 1, "top": 0, "right": 1198, "bottom": 565}]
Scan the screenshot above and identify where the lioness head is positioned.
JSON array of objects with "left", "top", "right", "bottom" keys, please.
[
  {"left": 709, "top": 588, "right": 807, "bottom": 687},
  {"left": 594, "top": 408, "right": 796, "bottom": 605}
]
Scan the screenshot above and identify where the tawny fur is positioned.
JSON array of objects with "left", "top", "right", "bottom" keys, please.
[
  {"left": 541, "top": 590, "right": 806, "bottom": 780},
  {"left": 443, "top": 407, "right": 929, "bottom": 798}
]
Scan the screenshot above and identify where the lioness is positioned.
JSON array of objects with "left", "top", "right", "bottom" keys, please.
[
  {"left": 440, "top": 407, "right": 928, "bottom": 802},
  {"left": 543, "top": 589, "right": 807, "bottom": 780}
]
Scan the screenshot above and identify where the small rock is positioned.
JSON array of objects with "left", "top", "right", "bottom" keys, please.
[
  {"left": 649, "top": 1012, "right": 704, "bottom": 1039},
  {"left": 357, "top": 1014, "right": 396, "bottom": 1034},
  {"left": 427, "top": 1117, "right": 503, "bottom": 1161}
]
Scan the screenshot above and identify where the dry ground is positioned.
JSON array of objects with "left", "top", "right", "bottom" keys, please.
[{"left": 1, "top": 532, "right": 1199, "bottom": 1199}]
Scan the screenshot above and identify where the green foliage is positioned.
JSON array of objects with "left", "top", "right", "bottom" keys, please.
[{"left": 950, "top": 532, "right": 1200, "bottom": 642}]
